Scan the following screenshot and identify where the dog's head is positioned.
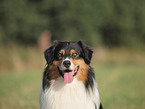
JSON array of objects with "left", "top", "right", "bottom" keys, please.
[{"left": 44, "top": 40, "right": 93, "bottom": 83}]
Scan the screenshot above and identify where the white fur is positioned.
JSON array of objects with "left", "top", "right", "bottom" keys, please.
[{"left": 40, "top": 77, "right": 100, "bottom": 109}]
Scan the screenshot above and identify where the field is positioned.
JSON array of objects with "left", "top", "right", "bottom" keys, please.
[{"left": 0, "top": 48, "right": 145, "bottom": 109}]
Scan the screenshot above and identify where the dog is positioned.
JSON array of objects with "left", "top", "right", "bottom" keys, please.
[{"left": 40, "top": 40, "right": 103, "bottom": 109}]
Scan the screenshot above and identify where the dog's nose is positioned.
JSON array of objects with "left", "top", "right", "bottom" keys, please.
[{"left": 63, "top": 60, "right": 71, "bottom": 68}]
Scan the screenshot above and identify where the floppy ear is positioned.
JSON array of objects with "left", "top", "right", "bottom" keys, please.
[
  {"left": 44, "top": 40, "right": 59, "bottom": 65},
  {"left": 77, "top": 40, "right": 93, "bottom": 65},
  {"left": 44, "top": 45, "right": 54, "bottom": 65}
]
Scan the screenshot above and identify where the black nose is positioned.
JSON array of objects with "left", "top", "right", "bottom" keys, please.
[{"left": 63, "top": 60, "right": 71, "bottom": 68}]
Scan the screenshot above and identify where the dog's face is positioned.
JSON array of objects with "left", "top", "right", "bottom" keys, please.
[{"left": 44, "top": 41, "right": 93, "bottom": 83}]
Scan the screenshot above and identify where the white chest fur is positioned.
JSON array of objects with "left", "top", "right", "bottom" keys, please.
[{"left": 40, "top": 77, "right": 100, "bottom": 109}]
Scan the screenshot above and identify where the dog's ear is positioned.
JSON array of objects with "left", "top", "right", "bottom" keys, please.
[
  {"left": 44, "top": 40, "right": 59, "bottom": 65},
  {"left": 77, "top": 40, "right": 93, "bottom": 65}
]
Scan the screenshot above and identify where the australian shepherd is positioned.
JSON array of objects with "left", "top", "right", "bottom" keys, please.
[{"left": 40, "top": 40, "right": 103, "bottom": 109}]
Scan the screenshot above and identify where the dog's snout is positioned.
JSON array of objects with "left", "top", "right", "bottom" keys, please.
[{"left": 63, "top": 60, "right": 71, "bottom": 68}]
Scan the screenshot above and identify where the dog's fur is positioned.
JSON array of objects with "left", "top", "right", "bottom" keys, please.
[{"left": 40, "top": 40, "right": 103, "bottom": 109}]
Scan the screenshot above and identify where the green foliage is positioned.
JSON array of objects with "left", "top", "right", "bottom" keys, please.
[
  {"left": 0, "top": 0, "right": 145, "bottom": 47},
  {"left": 0, "top": 0, "right": 48, "bottom": 45}
]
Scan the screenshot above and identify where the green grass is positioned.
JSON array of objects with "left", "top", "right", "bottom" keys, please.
[
  {"left": 0, "top": 69, "right": 42, "bottom": 109},
  {"left": 95, "top": 64, "right": 145, "bottom": 109},
  {"left": 0, "top": 64, "right": 145, "bottom": 109}
]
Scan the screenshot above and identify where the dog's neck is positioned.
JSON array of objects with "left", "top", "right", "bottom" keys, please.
[{"left": 40, "top": 77, "right": 100, "bottom": 109}]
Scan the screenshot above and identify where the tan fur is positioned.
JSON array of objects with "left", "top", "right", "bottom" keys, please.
[
  {"left": 48, "top": 61, "right": 61, "bottom": 80},
  {"left": 70, "top": 49, "right": 76, "bottom": 55},
  {"left": 59, "top": 49, "right": 65, "bottom": 55},
  {"left": 70, "top": 59, "right": 88, "bottom": 83}
]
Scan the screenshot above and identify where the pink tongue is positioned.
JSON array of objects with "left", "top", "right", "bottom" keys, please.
[{"left": 64, "top": 72, "right": 74, "bottom": 83}]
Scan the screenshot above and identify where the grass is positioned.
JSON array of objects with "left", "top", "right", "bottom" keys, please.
[
  {"left": 95, "top": 64, "right": 145, "bottom": 109},
  {"left": 0, "top": 69, "right": 42, "bottom": 109},
  {"left": 0, "top": 48, "right": 145, "bottom": 109}
]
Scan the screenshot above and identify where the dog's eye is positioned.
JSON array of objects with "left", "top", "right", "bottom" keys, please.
[
  {"left": 72, "top": 53, "right": 79, "bottom": 58},
  {"left": 57, "top": 53, "right": 63, "bottom": 60}
]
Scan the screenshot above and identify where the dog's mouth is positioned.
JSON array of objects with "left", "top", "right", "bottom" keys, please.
[{"left": 57, "top": 66, "right": 79, "bottom": 84}]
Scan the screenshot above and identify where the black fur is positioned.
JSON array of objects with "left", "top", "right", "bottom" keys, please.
[
  {"left": 99, "top": 103, "right": 103, "bottom": 109},
  {"left": 44, "top": 40, "right": 60, "bottom": 65},
  {"left": 95, "top": 103, "right": 103, "bottom": 109},
  {"left": 77, "top": 40, "right": 93, "bottom": 65},
  {"left": 85, "top": 66, "right": 95, "bottom": 92},
  {"left": 42, "top": 66, "right": 50, "bottom": 90},
  {"left": 44, "top": 46, "right": 54, "bottom": 65}
]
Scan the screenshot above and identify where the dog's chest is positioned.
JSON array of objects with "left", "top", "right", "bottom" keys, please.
[{"left": 40, "top": 77, "right": 96, "bottom": 109}]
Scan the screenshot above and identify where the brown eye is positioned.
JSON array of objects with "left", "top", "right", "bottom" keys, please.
[
  {"left": 58, "top": 53, "right": 63, "bottom": 60},
  {"left": 72, "top": 53, "right": 79, "bottom": 58}
]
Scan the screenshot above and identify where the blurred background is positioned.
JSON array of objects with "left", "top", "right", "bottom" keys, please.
[{"left": 0, "top": 0, "right": 145, "bottom": 109}]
